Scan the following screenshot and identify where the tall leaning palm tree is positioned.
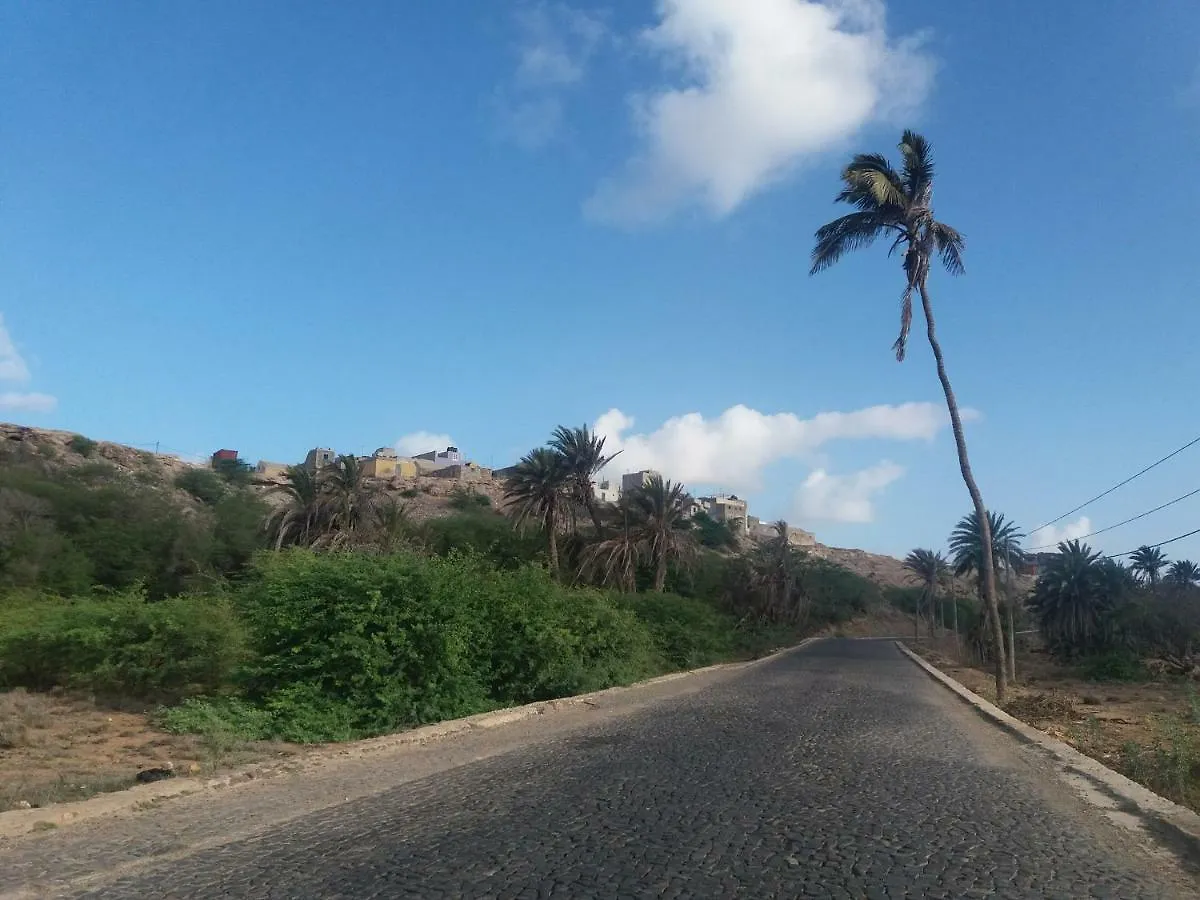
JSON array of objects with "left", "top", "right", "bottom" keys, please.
[
  {"left": 504, "top": 447, "right": 570, "bottom": 574},
  {"left": 811, "top": 131, "right": 1007, "bottom": 699},
  {"left": 625, "top": 474, "right": 696, "bottom": 593},
  {"left": 549, "top": 425, "right": 621, "bottom": 536},
  {"left": 903, "top": 549, "right": 948, "bottom": 642},
  {"left": 1129, "top": 545, "right": 1169, "bottom": 588}
]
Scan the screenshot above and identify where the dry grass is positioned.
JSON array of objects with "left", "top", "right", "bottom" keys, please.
[
  {"left": 0, "top": 689, "right": 295, "bottom": 813},
  {"left": 912, "top": 644, "right": 1200, "bottom": 812}
]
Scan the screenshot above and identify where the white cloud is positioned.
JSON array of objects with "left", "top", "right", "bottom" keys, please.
[
  {"left": 0, "top": 314, "right": 56, "bottom": 416},
  {"left": 1029, "top": 516, "right": 1092, "bottom": 551},
  {"left": 594, "top": 401, "right": 955, "bottom": 492},
  {"left": 793, "top": 461, "right": 903, "bottom": 523},
  {"left": 496, "top": 3, "right": 608, "bottom": 149},
  {"left": 0, "top": 392, "right": 57, "bottom": 414},
  {"left": 585, "top": 0, "right": 934, "bottom": 225},
  {"left": 395, "top": 431, "right": 455, "bottom": 458},
  {"left": 0, "top": 314, "right": 32, "bottom": 383}
]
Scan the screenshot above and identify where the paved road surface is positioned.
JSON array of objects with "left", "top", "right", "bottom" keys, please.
[{"left": 3, "top": 639, "right": 1196, "bottom": 898}]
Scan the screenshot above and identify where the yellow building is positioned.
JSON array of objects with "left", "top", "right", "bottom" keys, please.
[{"left": 361, "top": 447, "right": 417, "bottom": 479}]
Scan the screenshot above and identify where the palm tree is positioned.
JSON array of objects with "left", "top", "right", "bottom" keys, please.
[
  {"left": 810, "top": 131, "right": 1007, "bottom": 699},
  {"left": 549, "top": 425, "right": 621, "bottom": 536},
  {"left": 373, "top": 500, "right": 412, "bottom": 554},
  {"left": 949, "top": 510, "right": 1025, "bottom": 679},
  {"left": 265, "top": 465, "right": 325, "bottom": 549},
  {"left": 1027, "top": 540, "right": 1125, "bottom": 657},
  {"left": 1130, "top": 545, "right": 1169, "bottom": 588},
  {"left": 903, "top": 549, "right": 948, "bottom": 642},
  {"left": 625, "top": 474, "right": 696, "bottom": 592},
  {"left": 321, "top": 455, "right": 378, "bottom": 542},
  {"left": 578, "top": 499, "right": 641, "bottom": 592},
  {"left": 751, "top": 521, "right": 806, "bottom": 624},
  {"left": 504, "top": 447, "right": 570, "bottom": 574},
  {"left": 1167, "top": 559, "right": 1200, "bottom": 588}
]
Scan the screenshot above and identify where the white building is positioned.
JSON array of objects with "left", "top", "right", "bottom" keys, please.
[
  {"left": 593, "top": 478, "right": 621, "bottom": 504},
  {"left": 621, "top": 469, "right": 661, "bottom": 494}
]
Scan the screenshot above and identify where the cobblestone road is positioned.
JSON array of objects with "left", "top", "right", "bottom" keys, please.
[{"left": 6, "top": 639, "right": 1198, "bottom": 898}]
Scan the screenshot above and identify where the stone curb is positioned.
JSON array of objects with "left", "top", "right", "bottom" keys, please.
[
  {"left": 0, "top": 637, "right": 821, "bottom": 839},
  {"left": 894, "top": 640, "right": 1200, "bottom": 858}
]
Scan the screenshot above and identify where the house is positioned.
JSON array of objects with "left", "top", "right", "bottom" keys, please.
[
  {"left": 415, "top": 446, "right": 462, "bottom": 467},
  {"left": 749, "top": 518, "right": 816, "bottom": 547},
  {"left": 703, "top": 495, "right": 749, "bottom": 533},
  {"left": 304, "top": 447, "right": 337, "bottom": 472},
  {"left": 361, "top": 447, "right": 417, "bottom": 479},
  {"left": 621, "top": 469, "right": 661, "bottom": 494},
  {"left": 594, "top": 478, "right": 621, "bottom": 504},
  {"left": 211, "top": 449, "right": 238, "bottom": 467},
  {"left": 255, "top": 460, "right": 290, "bottom": 478}
]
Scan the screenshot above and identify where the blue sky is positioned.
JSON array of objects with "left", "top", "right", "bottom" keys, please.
[{"left": 3, "top": 1, "right": 1199, "bottom": 561}]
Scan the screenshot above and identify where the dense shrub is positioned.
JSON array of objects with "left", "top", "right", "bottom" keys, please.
[
  {"left": 0, "top": 591, "right": 246, "bottom": 700},
  {"left": 68, "top": 435, "right": 97, "bottom": 457},
  {"left": 616, "top": 591, "right": 736, "bottom": 669},
  {"left": 420, "top": 511, "right": 543, "bottom": 571},
  {"left": 448, "top": 487, "right": 492, "bottom": 511},
  {"left": 232, "top": 550, "right": 660, "bottom": 741},
  {"left": 175, "top": 468, "right": 226, "bottom": 504}
]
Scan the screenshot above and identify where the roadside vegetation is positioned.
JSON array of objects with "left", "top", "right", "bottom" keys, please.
[
  {"left": 899, "top": 509, "right": 1200, "bottom": 812},
  {"left": 0, "top": 424, "right": 880, "bottom": 810}
]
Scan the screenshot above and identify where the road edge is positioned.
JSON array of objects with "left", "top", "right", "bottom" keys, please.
[
  {"left": 894, "top": 640, "right": 1200, "bottom": 860},
  {"left": 0, "top": 637, "right": 821, "bottom": 839}
]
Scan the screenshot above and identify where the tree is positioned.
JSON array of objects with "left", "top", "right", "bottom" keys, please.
[
  {"left": 949, "top": 510, "right": 1024, "bottom": 678},
  {"left": 504, "top": 447, "right": 570, "bottom": 574},
  {"left": 1027, "top": 541, "right": 1126, "bottom": 657},
  {"left": 549, "top": 425, "right": 621, "bottom": 536},
  {"left": 578, "top": 500, "right": 641, "bottom": 593},
  {"left": 1130, "top": 545, "right": 1169, "bottom": 588},
  {"left": 624, "top": 474, "right": 696, "bottom": 592},
  {"left": 810, "top": 131, "right": 1007, "bottom": 699},
  {"left": 1167, "top": 559, "right": 1200, "bottom": 588},
  {"left": 903, "top": 549, "right": 948, "bottom": 641},
  {"left": 751, "top": 521, "right": 807, "bottom": 624},
  {"left": 265, "top": 466, "right": 325, "bottom": 550},
  {"left": 320, "top": 455, "right": 378, "bottom": 544}
]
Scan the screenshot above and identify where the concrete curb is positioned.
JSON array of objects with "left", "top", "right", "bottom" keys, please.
[
  {"left": 894, "top": 640, "right": 1200, "bottom": 858},
  {"left": 0, "top": 637, "right": 821, "bottom": 838}
]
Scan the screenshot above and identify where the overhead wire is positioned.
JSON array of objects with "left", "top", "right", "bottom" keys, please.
[
  {"left": 1027, "top": 486, "right": 1200, "bottom": 552},
  {"left": 1029, "top": 434, "right": 1200, "bottom": 533},
  {"left": 1103, "top": 527, "right": 1200, "bottom": 561}
]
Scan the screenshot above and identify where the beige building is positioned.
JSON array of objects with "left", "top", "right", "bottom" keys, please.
[
  {"left": 255, "top": 460, "right": 290, "bottom": 478},
  {"left": 705, "top": 495, "right": 748, "bottom": 533},
  {"left": 304, "top": 447, "right": 337, "bottom": 472},
  {"left": 431, "top": 461, "right": 492, "bottom": 482},
  {"left": 621, "top": 469, "right": 661, "bottom": 494}
]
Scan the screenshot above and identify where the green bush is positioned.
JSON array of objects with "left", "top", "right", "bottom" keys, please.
[
  {"left": 615, "top": 591, "right": 736, "bottom": 669},
  {"left": 175, "top": 469, "right": 226, "bottom": 504},
  {"left": 0, "top": 591, "right": 246, "bottom": 700},
  {"left": 68, "top": 435, "right": 97, "bottom": 458},
  {"left": 420, "top": 511, "right": 543, "bottom": 570},
  {"left": 230, "top": 550, "right": 660, "bottom": 741},
  {"left": 1079, "top": 650, "right": 1146, "bottom": 682},
  {"left": 448, "top": 486, "right": 491, "bottom": 511}
]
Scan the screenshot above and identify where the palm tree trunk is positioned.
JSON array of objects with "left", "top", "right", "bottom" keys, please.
[
  {"left": 927, "top": 586, "right": 935, "bottom": 640},
  {"left": 585, "top": 493, "right": 605, "bottom": 536},
  {"left": 654, "top": 548, "right": 667, "bottom": 592},
  {"left": 914, "top": 591, "right": 921, "bottom": 642},
  {"left": 918, "top": 279, "right": 1007, "bottom": 701},
  {"left": 952, "top": 595, "right": 959, "bottom": 656},
  {"left": 546, "top": 509, "right": 559, "bottom": 576}
]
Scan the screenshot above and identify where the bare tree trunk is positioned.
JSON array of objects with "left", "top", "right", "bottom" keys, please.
[
  {"left": 914, "top": 593, "right": 921, "bottom": 643},
  {"left": 927, "top": 587, "right": 935, "bottom": 640},
  {"left": 654, "top": 550, "right": 667, "bottom": 593},
  {"left": 918, "top": 280, "right": 1006, "bottom": 701},
  {"left": 952, "top": 595, "right": 960, "bottom": 657},
  {"left": 1005, "top": 558, "right": 1017, "bottom": 682},
  {"left": 547, "top": 510, "right": 559, "bottom": 576}
]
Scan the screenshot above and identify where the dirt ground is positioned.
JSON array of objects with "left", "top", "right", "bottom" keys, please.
[
  {"left": 0, "top": 689, "right": 295, "bottom": 813},
  {"left": 911, "top": 637, "right": 1200, "bottom": 812}
]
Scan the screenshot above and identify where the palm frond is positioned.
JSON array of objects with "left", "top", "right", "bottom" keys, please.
[
  {"left": 842, "top": 153, "right": 907, "bottom": 209},
  {"left": 932, "top": 221, "right": 966, "bottom": 276},
  {"left": 898, "top": 130, "right": 934, "bottom": 200},
  {"left": 810, "top": 212, "right": 893, "bottom": 275}
]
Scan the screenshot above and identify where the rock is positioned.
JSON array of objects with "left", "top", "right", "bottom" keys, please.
[{"left": 14, "top": 800, "right": 32, "bottom": 810}]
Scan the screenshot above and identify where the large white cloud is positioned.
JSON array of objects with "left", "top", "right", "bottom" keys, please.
[
  {"left": 0, "top": 314, "right": 56, "bottom": 415},
  {"left": 793, "top": 461, "right": 903, "bottom": 523},
  {"left": 395, "top": 431, "right": 456, "bottom": 458},
  {"left": 585, "top": 0, "right": 933, "bottom": 224},
  {"left": 1029, "top": 516, "right": 1092, "bottom": 551},
  {"left": 594, "top": 401, "right": 957, "bottom": 492}
]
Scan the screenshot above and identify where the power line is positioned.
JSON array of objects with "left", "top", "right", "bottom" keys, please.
[
  {"left": 1030, "top": 434, "right": 1200, "bottom": 533},
  {"left": 1103, "top": 527, "right": 1200, "bottom": 560},
  {"left": 1028, "top": 486, "right": 1200, "bottom": 551}
]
